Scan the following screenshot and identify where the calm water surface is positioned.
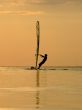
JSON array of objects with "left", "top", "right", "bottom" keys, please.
[{"left": 0, "top": 67, "right": 82, "bottom": 110}]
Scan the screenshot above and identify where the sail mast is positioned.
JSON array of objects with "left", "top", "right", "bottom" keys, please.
[{"left": 36, "top": 21, "right": 40, "bottom": 68}]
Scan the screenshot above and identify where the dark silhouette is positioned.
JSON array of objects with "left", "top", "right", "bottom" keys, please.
[
  {"left": 38, "top": 54, "right": 47, "bottom": 69},
  {"left": 31, "top": 66, "right": 35, "bottom": 69}
]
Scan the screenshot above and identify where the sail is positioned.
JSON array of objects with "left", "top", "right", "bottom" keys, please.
[{"left": 36, "top": 21, "right": 40, "bottom": 68}]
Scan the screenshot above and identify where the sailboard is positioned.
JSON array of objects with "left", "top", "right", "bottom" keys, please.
[{"left": 36, "top": 21, "right": 40, "bottom": 69}]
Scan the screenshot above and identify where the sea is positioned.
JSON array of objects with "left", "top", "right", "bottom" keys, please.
[{"left": 0, "top": 66, "right": 82, "bottom": 110}]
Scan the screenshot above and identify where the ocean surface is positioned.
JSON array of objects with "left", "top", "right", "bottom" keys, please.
[{"left": 0, "top": 66, "right": 82, "bottom": 110}]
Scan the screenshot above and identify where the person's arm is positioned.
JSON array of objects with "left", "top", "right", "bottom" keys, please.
[
  {"left": 39, "top": 54, "right": 44, "bottom": 57},
  {"left": 35, "top": 54, "right": 44, "bottom": 57}
]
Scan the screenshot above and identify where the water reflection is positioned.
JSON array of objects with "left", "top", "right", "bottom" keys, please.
[{"left": 36, "top": 70, "right": 40, "bottom": 109}]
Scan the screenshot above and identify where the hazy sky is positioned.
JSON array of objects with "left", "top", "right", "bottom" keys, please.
[{"left": 0, "top": 0, "right": 82, "bottom": 66}]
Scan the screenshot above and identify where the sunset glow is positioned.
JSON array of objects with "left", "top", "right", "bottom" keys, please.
[{"left": 0, "top": 0, "right": 82, "bottom": 66}]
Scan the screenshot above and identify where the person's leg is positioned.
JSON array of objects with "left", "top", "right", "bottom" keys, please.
[{"left": 38, "top": 62, "right": 43, "bottom": 69}]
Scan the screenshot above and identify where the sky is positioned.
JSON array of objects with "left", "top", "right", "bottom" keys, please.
[{"left": 0, "top": 0, "right": 82, "bottom": 66}]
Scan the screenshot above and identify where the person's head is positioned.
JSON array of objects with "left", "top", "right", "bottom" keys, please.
[{"left": 45, "top": 54, "right": 47, "bottom": 56}]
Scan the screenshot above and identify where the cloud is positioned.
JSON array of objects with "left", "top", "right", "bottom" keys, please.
[
  {"left": 0, "top": 0, "right": 82, "bottom": 7},
  {"left": 0, "top": 0, "right": 82, "bottom": 5},
  {"left": 27, "top": 0, "right": 82, "bottom": 5},
  {"left": 0, "top": 0, "right": 82, "bottom": 14},
  {"left": 29, "top": 0, "right": 44, "bottom": 4},
  {"left": 0, "top": 10, "right": 45, "bottom": 15},
  {"left": 0, "top": 0, "right": 46, "bottom": 16}
]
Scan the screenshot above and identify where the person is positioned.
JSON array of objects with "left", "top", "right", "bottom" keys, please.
[{"left": 38, "top": 54, "right": 47, "bottom": 69}]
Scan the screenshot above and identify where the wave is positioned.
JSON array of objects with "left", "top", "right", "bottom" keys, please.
[{"left": 0, "top": 66, "right": 82, "bottom": 71}]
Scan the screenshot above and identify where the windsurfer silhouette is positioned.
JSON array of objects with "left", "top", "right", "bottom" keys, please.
[{"left": 37, "top": 54, "right": 47, "bottom": 69}]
